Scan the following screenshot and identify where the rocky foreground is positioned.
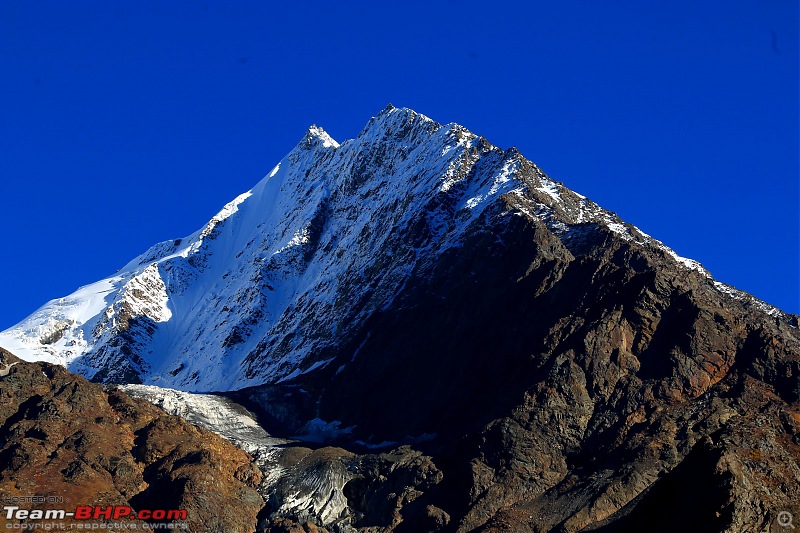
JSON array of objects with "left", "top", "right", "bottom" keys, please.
[
  {"left": 0, "top": 347, "right": 448, "bottom": 532},
  {"left": 0, "top": 347, "right": 262, "bottom": 532}
]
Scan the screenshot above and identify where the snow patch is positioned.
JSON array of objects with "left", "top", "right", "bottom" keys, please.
[{"left": 712, "top": 281, "right": 783, "bottom": 317}]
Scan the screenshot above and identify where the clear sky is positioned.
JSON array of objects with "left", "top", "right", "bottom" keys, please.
[{"left": 0, "top": 1, "right": 797, "bottom": 331}]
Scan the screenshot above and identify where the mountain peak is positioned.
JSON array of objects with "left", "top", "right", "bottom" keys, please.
[
  {"left": 296, "top": 124, "right": 339, "bottom": 151},
  {"left": 358, "top": 105, "right": 440, "bottom": 145},
  {"left": 2, "top": 107, "right": 798, "bottom": 533},
  {"left": 0, "top": 106, "right": 790, "bottom": 391}
]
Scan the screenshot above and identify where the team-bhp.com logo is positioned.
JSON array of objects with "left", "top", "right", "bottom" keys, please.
[{"left": 4, "top": 505, "right": 188, "bottom": 529}]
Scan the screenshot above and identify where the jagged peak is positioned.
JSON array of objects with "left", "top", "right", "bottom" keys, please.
[
  {"left": 296, "top": 124, "right": 339, "bottom": 151},
  {"left": 376, "top": 104, "right": 436, "bottom": 125},
  {"left": 358, "top": 105, "right": 441, "bottom": 144}
]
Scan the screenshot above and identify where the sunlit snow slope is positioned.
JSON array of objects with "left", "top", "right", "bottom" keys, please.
[{"left": 0, "top": 106, "right": 780, "bottom": 391}]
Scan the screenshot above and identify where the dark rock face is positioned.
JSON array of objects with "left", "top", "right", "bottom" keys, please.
[
  {"left": 0, "top": 347, "right": 263, "bottom": 532},
  {"left": 236, "top": 186, "right": 800, "bottom": 530}
]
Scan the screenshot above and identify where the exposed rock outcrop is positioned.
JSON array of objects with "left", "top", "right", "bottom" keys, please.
[{"left": 0, "top": 347, "right": 263, "bottom": 532}]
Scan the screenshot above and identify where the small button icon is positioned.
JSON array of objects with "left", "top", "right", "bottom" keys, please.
[{"left": 777, "top": 511, "right": 794, "bottom": 529}]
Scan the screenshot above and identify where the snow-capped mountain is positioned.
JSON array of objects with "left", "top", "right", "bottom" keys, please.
[
  {"left": 3, "top": 106, "right": 799, "bottom": 532},
  {"left": 0, "top": 105, "right": 785, "bottom": 392}
]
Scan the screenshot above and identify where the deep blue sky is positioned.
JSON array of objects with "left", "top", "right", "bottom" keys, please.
[{"left": 1, "top": 1, "right": 797, "bottom": 330}]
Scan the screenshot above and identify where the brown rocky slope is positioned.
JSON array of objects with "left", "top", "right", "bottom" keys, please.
[{"left": 0, "top": 347, "right": 263, "bottom": 532}]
